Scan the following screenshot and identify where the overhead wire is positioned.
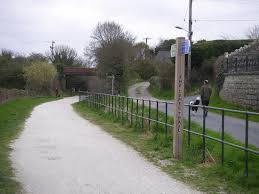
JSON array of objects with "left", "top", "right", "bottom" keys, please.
[{"left": 194, "top": 19, "right": 259, "bottom": 22}]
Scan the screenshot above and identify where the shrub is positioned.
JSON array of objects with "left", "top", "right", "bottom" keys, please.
[
  {"left": 157, "top": 62, "right": 175, "bottom": 89},
  {"left": 214, "top": 56, "right": 225, "bottom": 94},
  {"left": 135, "top": 59, "right": 158, "bottom": 80},
  {"left": 24, "top": 61, "right": 57, "bottom": 95},
  {"left": 149, "top": 76, "right": 160, "bottom": 89}
]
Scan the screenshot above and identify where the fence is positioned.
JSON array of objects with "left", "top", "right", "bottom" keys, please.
[
  {"left": 78, "top": 91, "right": 259, "bottom": 177},
  {"left": 224, "top": 55, "right": 259, "bottom": 74}
]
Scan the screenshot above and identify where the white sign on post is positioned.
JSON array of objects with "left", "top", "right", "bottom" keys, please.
[{"left": 170, "top": 44, "right": 176, "bottom": 57}]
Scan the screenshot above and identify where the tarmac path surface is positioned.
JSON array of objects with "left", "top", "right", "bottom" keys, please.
[
  {"left": 128, "top": 82, "right": 259, "bottom": 147},
  {"left": 11, "top": 97, "right": 199, "bottom": 194}
]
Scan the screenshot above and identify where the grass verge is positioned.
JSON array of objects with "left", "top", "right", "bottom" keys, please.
[
  {"left": 148, "top": 84, "right": 259, "bottom": 122},
  {"left": 209, "top": 88, "right": 259, "bottom": 122},
  {"left": 148, "top": 85, "right": 174, "bottom": 100},
  {"left": 73, "top": 100, "right": 259, "bottom": 194},
  {"left": 147, "top": 84, "right": 199, "bottom": 100},
  {"left": 0, "top": 96, "right": 59, "bottom": 194}
]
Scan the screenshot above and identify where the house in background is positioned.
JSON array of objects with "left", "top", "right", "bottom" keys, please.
[{"left": 155, "top": 51, "right": 172, "bottom": 64}]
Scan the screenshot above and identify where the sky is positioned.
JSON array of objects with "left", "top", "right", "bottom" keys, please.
[{"left": 1, "top": 0, "right": 259, "bottom": 56}]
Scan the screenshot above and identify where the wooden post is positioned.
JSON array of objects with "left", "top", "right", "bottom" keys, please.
[{"left": 173, "top": 37, "right": 186, "bottom": 159}]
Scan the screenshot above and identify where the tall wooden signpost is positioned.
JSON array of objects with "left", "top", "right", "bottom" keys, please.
[{"left": 172, "top": 37, "right": 188, "bottom": 159}]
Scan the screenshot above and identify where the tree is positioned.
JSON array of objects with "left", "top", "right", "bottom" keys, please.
[
  {"left": 0, "top": 50, "right": 27, "bottom": 89},
  {"left": 135, "top": 59, "right": 157, "bottom": 80},
  {"left": 157, "top": 62, "right": 175, "bottom": 89},
  {"left": 47, "top": 45, "right": 79, "bottom": 74},
  {"left": 28, "top": 52, "right": 47, "bottom": 62},
  {"left": 133, "top": 42, "right": 154, "bottom": 60},
  {"left": 85, "top": 21, "right": 135, "bottom": 91},
  {"left": 155, "top": 39, "right": 176, "bottom": 54},
  {"left": 246, "top": 25, "right": 259, "bottom": 40},
  {"left": 24, "top": 61, "right": 57, "bottom": 94}
]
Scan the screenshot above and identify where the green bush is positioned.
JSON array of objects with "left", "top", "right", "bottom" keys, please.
[
  {"left": 135, "top": 59, "right": 158, "bottom": 80},
  {"left": 214, "top": 56, "right": 225, "bottom": 95},
  {"left": 149, "top": 76, "right": 160, "bottom": 88},
  {"left": 0, "top": 52, "right": 28, "bottom": 89},
  {"left": 157, "top": 62, "right": 175, "bottom": 89},
  {"left": 24, "top": 61, "right": 57, "bottom": 94}
]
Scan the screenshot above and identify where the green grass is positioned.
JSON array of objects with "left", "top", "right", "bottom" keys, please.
[
  {"left": 148, "top": 85, "right": 175, "bottom": 100},
  {"left": 0, "top": 96, "right": 59, "bottom": 194},
  {"left": 147, "top": 84, "right": 200, "bottom": 100},
  {"left": 209, "top": 88, "right": 259, "bottom": 122},
  {"left": 73, "top": 100, "right": 259, "bottom": 194},
  {"left": 148, "top": 84, "right": 259, "bottom": 122}
]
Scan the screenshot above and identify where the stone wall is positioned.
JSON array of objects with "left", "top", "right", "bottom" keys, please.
[
  {"left": 0, "top": 88, "right": 28, "bottom": 104},
  {"left": 220, "top": 73, "right": 259, "bottom": 110}
]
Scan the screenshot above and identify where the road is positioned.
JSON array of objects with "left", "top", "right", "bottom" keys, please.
[
  {"left": 128, "top": 82, "right": 259, "bottom": 147},
  {"left": 11, "top": 97, "right": 199, "bottom": 194}
]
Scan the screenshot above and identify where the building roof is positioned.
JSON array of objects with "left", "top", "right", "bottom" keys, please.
[
  {"left": 155, "top": 51, "right": 172, "bottom": 63},
  {"left": 63, "top": 67, "right": 97, "bottom": 76}
]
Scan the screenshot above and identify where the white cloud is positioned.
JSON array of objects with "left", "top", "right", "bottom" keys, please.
[{"left": 0, "top": 0, "right": 258, "bottom": 56}]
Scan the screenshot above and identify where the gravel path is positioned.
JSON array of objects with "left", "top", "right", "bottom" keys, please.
[
  {"left": 11, "top": 97, "right": 199, "bottom": 194},
  {"left": 128, "top": 82, "right": 259, "bottom": 147}
]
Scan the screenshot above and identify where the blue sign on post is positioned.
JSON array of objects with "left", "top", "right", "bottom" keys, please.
[{"left": 181, "top": 40, "right": 190, "bottom": 54}]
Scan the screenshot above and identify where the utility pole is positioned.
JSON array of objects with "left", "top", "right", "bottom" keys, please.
[
  {"left": 143, "top": 37, "right": 151, "bottom": 59},
  {"left": 188, "top": 0, "right": 193, "bottom": 83},
  {"left": 143, "top": 37, "right": 151, "bottom": 45},
  {"left": 50, "top": 40, "right": 55, "bottom": 62}
]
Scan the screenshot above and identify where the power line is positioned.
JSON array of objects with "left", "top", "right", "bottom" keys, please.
[
  {"left": 194, "top": 19, "right": 259, "bottom": 22},
  {"left": 183, "top": 3, "right": 189, "bottom": 22},
  {"left": 143, "top": 37, "right": 151, "bottom": 45}
]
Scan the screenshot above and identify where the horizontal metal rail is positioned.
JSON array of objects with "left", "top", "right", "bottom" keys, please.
[{"left": 79, "top": 91, "right": 259, "bottom": 177}]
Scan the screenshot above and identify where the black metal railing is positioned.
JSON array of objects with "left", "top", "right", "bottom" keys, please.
[
  {"left": 224, "top": 55, "right": 259, "bottom": 74},
  {"left": 78, "top": 91, "right": 259, "bottom": 177}
]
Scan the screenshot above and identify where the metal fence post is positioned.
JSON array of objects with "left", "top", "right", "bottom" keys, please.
[
  {"left": 202, "top": 106, "right": 206, "bottom": 162},
  {"left": 188, "top": 105, "right": 191, "bottom": 146},
  {"left": 95, "top": 94, "right": 97, "bottom": 109},
  {"left": 99, "top": 94, "right": 101, "bottom": 110},
  {"left": 94, "top": 94, "right": 96, "bottom": 108},
  {"left": 109, "top": 95, "right": 111, "bottom": 113},
  {"left": 148, "top": 100, "right": 151, "bottom": 130},
  {"left": 165, "top": 102, "right": 168, "bottom": 136},
  {"left": 126, "top": 97, "right": 129, "bottom": 122},
  {"left": 105, "top": 94, "right": 107, "bottom": 110},
  {"left": 142, "top": 99, "right": 144, "bottom": 129},
  {"left": 118, "top": 96, "right": 120, "bottom": 119},
  {"left": 122, "top": 97, "right": 124, "bottom": 124},
  {"left": 156, "top": 101, "right": 159, "bottom": 130},
  {"left": 245, "top": 113, "right": 249, "bottom": 177},
  {"left": 90, "top": 94, "right": 92, "bottom": 107},
  {"left": 96, "top": 94, "right": 98, "bottom": 109},
  {"left": 131, "top": 98, "right": 133, "bottom": 127},
  {"left": 93, "top": 94, "right": 95, "bottom": 108},
  {"left": 221, "top": 109, "right": 225, "bottom": 166},
  {"left": 136, "top": 99, "right": 139, "bottom": 124},
  {"left": 112, "top": 95, "right": 114, "bottom": 114},
  {"left": 115, "top": 95, "right": 117, "bottom": 117},
  {"left": 98, "top": 94, "right": 100, "bottom": 109}
]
